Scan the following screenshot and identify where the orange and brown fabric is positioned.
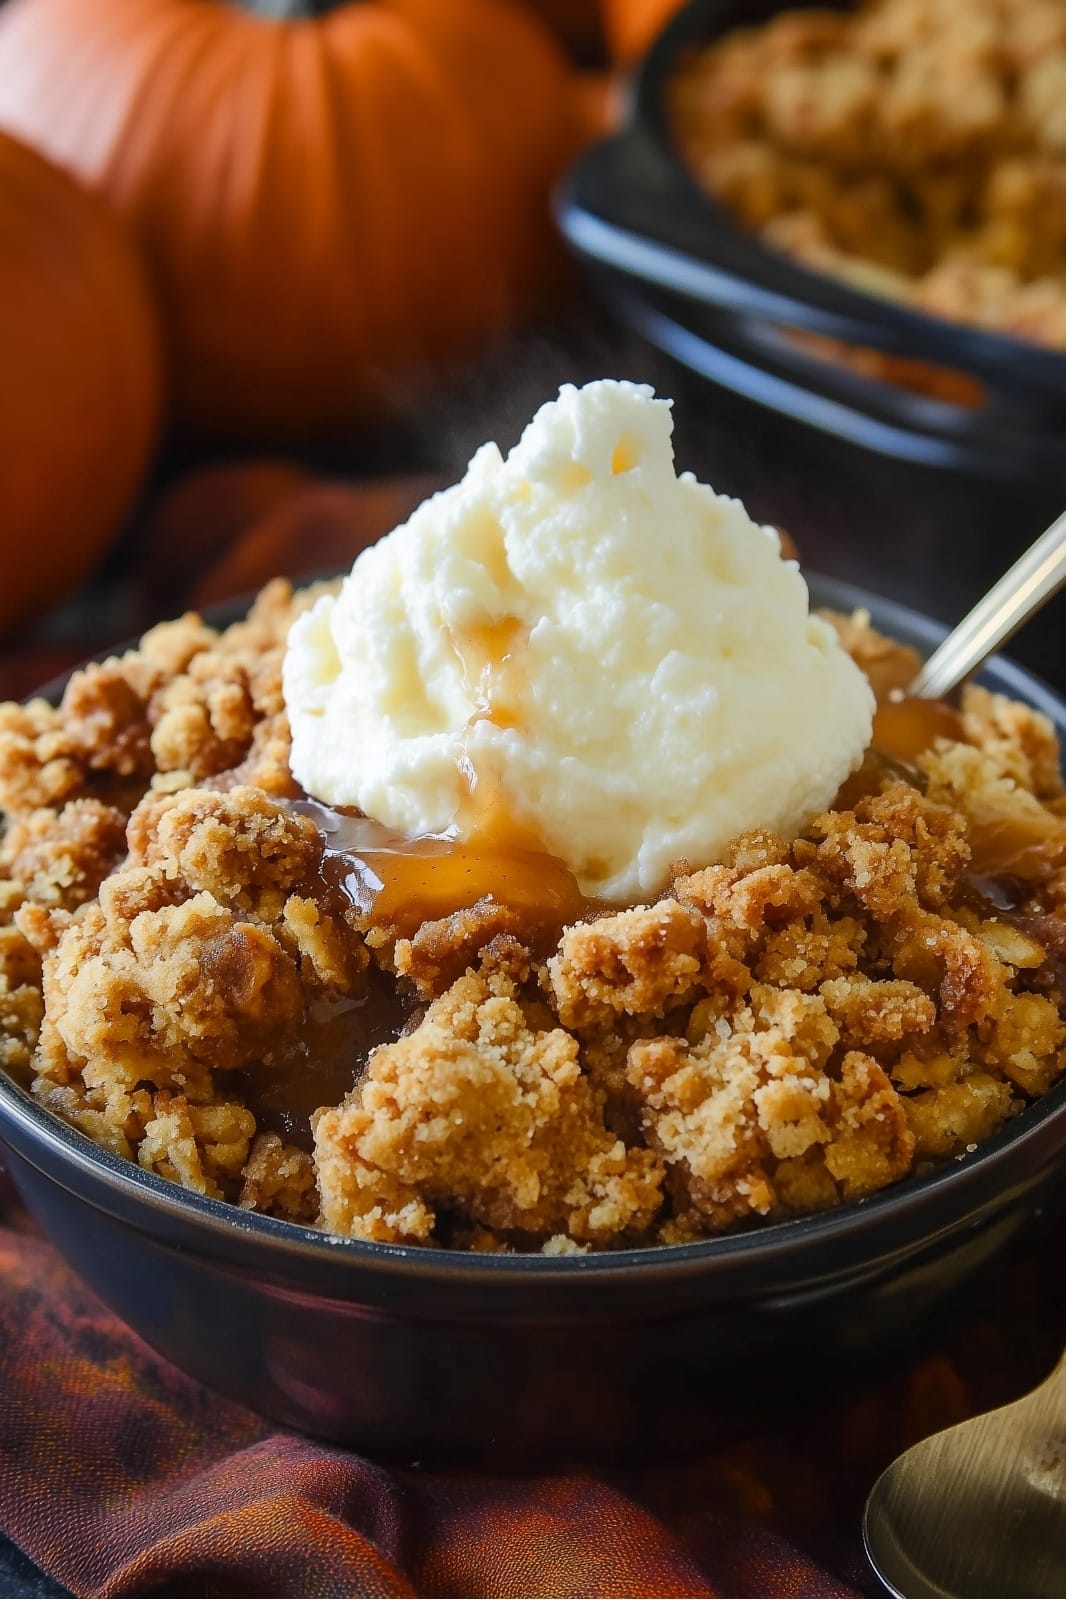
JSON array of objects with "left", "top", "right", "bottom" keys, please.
[{"left": 0, "top": 1173, "right": 1063, "bottom": 1597}]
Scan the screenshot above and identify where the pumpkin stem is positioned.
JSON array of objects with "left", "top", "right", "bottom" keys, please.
[{"left": 240, "top": 0, "right": 343, "bottom": 18}]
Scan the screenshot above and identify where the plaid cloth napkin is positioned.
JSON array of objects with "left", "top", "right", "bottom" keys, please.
[{"left": 1, "top": 470, "right": 1064, "bottom": 1598}]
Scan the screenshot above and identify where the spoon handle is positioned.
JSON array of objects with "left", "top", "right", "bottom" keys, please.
[{"left": 911, "top": 507, "right": 1066, "bottom": 701}]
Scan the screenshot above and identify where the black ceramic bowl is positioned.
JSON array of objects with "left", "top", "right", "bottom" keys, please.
[
  {"left": 557, "top": 0, "right": 1066, "bottom": 480},
  {"left": 2, "top": 575, "right": 1066, "bottom": 1467}
]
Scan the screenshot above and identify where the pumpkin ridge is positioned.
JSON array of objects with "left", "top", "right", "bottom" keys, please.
[
  {"left": 86, "top": 1, "right": 211, "bottom": 205},
  {"left": 334, "top": 9, "right": 493, "bottom": 352}
]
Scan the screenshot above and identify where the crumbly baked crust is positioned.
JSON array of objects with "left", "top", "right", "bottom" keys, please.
[
  {"left": 1, "top": 587, "right": 1064, "bottom": 1250},
  {"left": 672, "top": 0, "right": 1066, "bottom": 353}
]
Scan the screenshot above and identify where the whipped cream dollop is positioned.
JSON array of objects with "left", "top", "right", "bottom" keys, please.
[{"left": 283, "top": 380, "right": 874, "bottom": 902}]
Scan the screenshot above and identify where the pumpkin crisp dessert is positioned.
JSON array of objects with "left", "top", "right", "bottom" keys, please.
[{"left": 2, "top": 384, "right": 1065, "bottom": 1254}]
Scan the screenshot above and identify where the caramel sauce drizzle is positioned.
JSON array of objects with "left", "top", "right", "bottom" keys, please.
[
  {"left": 290, "top": 611, "right": 594, "bottom": 941},
  {"left": 448, "top": 615, "right": 526, "bottom": 734},
  {"left": 444, "top": 612, "right": 555, "bottom": 859},
  {"left": 870, "top": 694, "right": 966, "bottom": 764},
  {"left": 295, "top": 798, "right": 591, "bottom": 945}
]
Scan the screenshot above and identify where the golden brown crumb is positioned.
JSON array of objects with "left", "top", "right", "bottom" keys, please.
[
  {"left": 630, "top": 986, "right": 914, "bottom": 1234},
  {"left": 889, "top": 913, "right": 1007, "bottom": 1033},
  {"left": 393, "top": 897, "right": 530, "bottom": 1000},
  {"left": 981, "top": 990, "right": 1066, "bottom": 1096},
  {"left": 128, "top": 784, "right": 320, "bottom": 918},
  {"left": 549, "top": 901, "right": 707, "bottom": 1030},
  {"left": 31, "top": 1072, "right": 148, "bottom": 1161},
  {"left": 280, "top": 895, "right": 368, "bottom": 994},
  {"left": 905, "top": 1073, "right": 1017, "bottom": 1159},
  {"left": 920, "top": 742, "right": 1066, "bottom": 887},
  {"left": 755, "top": 908, "right": 865, "bottom": 991},
  {"left": 0, "top": 580, "right": 315, "bottom": 821},
  {"left": 676, "top": 853, "right": 822, "bottom": 932},
  {"left": 960, "top": 684, "right": 1065, "bottom": 799},
  {"left": 14, "top": 783, "right": 367, "bottom": 1181},
  {"left": 314, "top": 971, "right": 665, "bottom": 1245},
  {"left": 0, "top": 799, "right": 127, "bottom": 912},
  {"left": 0, "top": 967, "right": 43, "bottom": 1085},
  {"left": 0, "top": 923, "right": 39, "bottom": 986},
  {"left": 215, "top": 711, "right": 298, "bottom": 797},
  {"left": 801, "top": 784, "right": 970, "bottom": 916},
  {"left": 31, "top": 890, "right": 306, "bottom": 1080},
  {"left": 239, "top": 1131, "right": 318, "bottom": 1222},
  {"left": 825, "top": 1050, "right": 917, "bottom": 1196},
  {"left": 820, "top": 974, "right": 936, "bottom": 1050},
  {"left": 0, "top": 700, "right": 85, "bottom": 815},
  {"left": 138, "top": 1092, "right": 256, "bottom": 1199},
  {"left": 59, "top": 657, "right": 158, "bottom": 780}
]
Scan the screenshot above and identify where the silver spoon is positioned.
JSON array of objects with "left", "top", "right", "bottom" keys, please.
[
  {"left": 863, "top": 1351, "right": 1066, "bottom": 1597},
  {"left": 909, "top": 507, "right": 1066, "bottom": 699},
  {"left": 863, "top": 507, "right": 1066, "bottom": 1597}
]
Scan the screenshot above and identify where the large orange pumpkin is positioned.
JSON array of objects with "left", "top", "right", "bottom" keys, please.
[
  {"left": 0, "top": 0, "right": 586, "bottom": 445},
  {"left": 0, "top": 131, "right": 161, "bottom": 640}
]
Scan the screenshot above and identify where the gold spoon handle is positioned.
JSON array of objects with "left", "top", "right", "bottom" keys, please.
[{"left": 911, "top": 508, "right": 1066, "bottom": 701}]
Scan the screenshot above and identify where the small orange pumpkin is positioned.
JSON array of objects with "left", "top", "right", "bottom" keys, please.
[
  {"left": 0, "top": 0, "right": 587, "bottom": 445},
  {"left": 0, "top": 131, "right": 161, "bottom": 640}
]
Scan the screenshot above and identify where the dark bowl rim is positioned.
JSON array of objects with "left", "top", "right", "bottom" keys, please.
[
  {"left": 626, "top": 0, "right": 1066, "bottom": 392},
  {"left": 2, "top": 571, "right": 1066, "bottom": 1284}
]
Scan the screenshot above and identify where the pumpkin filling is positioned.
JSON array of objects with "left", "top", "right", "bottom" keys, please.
[{"left": 1, "top": 571, "right": 1065, "bottom": 1252}]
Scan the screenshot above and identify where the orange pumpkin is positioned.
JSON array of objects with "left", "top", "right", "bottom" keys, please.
[
  {"left": 0, "top": 0, "right": 586, "bottom": 445},
  {"left": 0, "top": 131, "right": 161, "bottom": 640}
]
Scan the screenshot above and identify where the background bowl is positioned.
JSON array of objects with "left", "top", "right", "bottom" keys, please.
[
  {"left": 556, "top": 0, "right": 1066, "bottom": 484},
  {"left": 1, "top": 575, "right": 1066, "bottom": 1467}
]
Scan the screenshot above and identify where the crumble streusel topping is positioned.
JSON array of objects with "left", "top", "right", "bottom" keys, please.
[
  {"left": 1, "top": 583, "right": 1064, "bottom": 1251},
  {"left": 671, "top": 0, "right": 1066, "bottom": 354}
]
